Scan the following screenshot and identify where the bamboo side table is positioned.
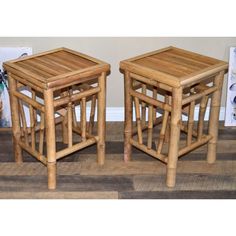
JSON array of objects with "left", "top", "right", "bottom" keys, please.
[
  {"left": 4, "top": 48, "right": 110, "bottom": 189},
  {"left": 120, "top": 46, "right": 228, "bottom": 187}
]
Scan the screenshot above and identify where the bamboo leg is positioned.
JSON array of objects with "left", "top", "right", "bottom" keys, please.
[
  {"left": 141, "top": 84, "right": 147, "bottom": 127},
  {"left": 187, "top": 101, "right": 195, "bottom": 146},
  {"left": 19, "top": 99, "right": 29, "bottom": 145},
  {"left": 39, "top": 112, "right": 45, "bottom": 155},
  {"left": 157, "top": 109, "right": 169, "bottom": 154},
  {"left": 62, "top": 112, "right": 68, "bottom": 144},
  {"left": 197, "top": 96, "right": 209, "bottom": 141},
  {"left": 124, "top": 71, "right": 133, "bottom": 162},
  {"left": 152, "top": 88, "right": 157, "bottom": 122},
  {"left": 164, "top": 95, "right": 170, "bottom": 143},
  {"left": 88, "top": 95, "right": 96, "bottom": 134},
  {"left": 72, "top": 104, "right": 78, "bottom": 127},
  {"left": 97, "top": 72, "right": 106, "bottom": 165},
  {"left": 134, "top": 96, "right": 143, "bottom": 144},
  {"left": 166, "top": 87, "right": 182, "bottom": 187},
  {"left": 61, "top": 91, "right": 69, "bottom": 144},
  {"left": 29, "top": 88, "right": 36, "bottom": 150},
  {"left": 67, "top": 102, "right": 73, "bottom": 147},
  {"left": 147, "top": 105, "right": 153, "bottom": 149},
  {"left": 44, "top": 89, "right": 56, "bottom": 190},
  {"left": 8, "top": 73, "right": 23, "bottom": 163},
  {"left": 207, "top": 71, "right": 224, "bottom": 164},
  {"left": 81, "top": 97, "right": 87, "bottom": 141}
]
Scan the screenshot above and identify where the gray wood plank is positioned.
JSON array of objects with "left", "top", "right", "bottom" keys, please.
[
  {"left": 134, "top": 173, "right": 236, "bottom": 191},
  {"left": 0, "top": 191, "right": 118, "bottom": 199},
  {"left": 0, "top": 175, "right": 134, "bottom": 192},
  {"left": 119, "top": 190, "right": 236, "bottom": 199}
]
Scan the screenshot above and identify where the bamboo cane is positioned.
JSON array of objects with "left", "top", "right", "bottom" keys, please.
[
  {"left": 130, "top": 72, "right": 172, "bottom": 92},
  {"left": 134, "top": 96, "right": 143, "bottom": 144},
  {"left": 187, "top": 100, "right": 195, "bottom": 146},
  {"left": 44, "top": 89, "right": 56, "bottom": 190},
  {"left": 157, "top": 108, "right": 169, "bottom": 154},
  {"left": 18, "top": 99, "right": 29, "bottom": 145},
  {"left": 207, "top": 71, "right": 225, "bottom": 164},
  {"left": 88, "top": 94, "right": 96, "bottom": 134},
  {"left": 97, "top": 72, "right": 106, "bottom": 165},
  {"left": 141, "top": 84, "right": 147, "bottom": 127},
  {"left": 182, "top": 86, "right": 217, "bottom": 105},
  {"left": 67, "top": 102, "right": 73, "bottom": 147},
  {"left": 12, "top": 90, "right": 44, "bottom": 112},
  {"left": 54, "top": 86, "right": 100, "bottom": 107},
  {"left": 39, "top": 112, "right": 45, "bottom": 155},
  {"left": 72, "top": 104, "right": 78, "bottom": 127},
  {"left": 8, "top": 73, "right": 23, "bottom": 163},
  {"left": 147, "top": 104, "right": 153, "bottom": 149},
  {"left": 56, "top": 137, "right": 97, "bottom": 160},
  {"left": 124, "top": 71, "right": 133, "bottom": 162},
  {"left": 197, "top": 95, "right": 209, "bottom": 141},
  {"left": 72, "top": 126, "right": 98, "bottom": 140},
  {"left": 130, "top": 89, "right": 172, "bottom": 112},
  {"left": 152, "top": 88, "right": 157, "bottom": 122},
  {"left": 81, "top": 97, "right": 87, "bottom": 141},
  {"left": 179, "top": 135, "right": 212, "bottom": 157},
  {"left": 164, "top": 95, "right": 170, "bottom": 144},
  {"left": 132, "top": 116, "right": 163, "bottom": 136},
  {"left": 19, "top": 140, "right": 47, "bottom": 165},
  {"left": 166, "top": 87, "right": 182, "bottom": 187},
  {"left": 61, "top": 90, "right": 69, "bottom": 144},
  {"left": 29, "top": 88, "right": 36, "bottom": 150},
  {"left": 130, "top": 138, "right": 167, "bottom": 163}
]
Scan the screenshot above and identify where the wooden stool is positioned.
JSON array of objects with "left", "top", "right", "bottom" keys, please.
[
  {"left": 4, "top": 48, "right": 110, "bottom": 189},
  {"left": 120, "top": 46, "right": 228, "bottom": 187}
]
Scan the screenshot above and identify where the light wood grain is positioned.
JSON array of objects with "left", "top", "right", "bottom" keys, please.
[{"left": 121, "top": 46, "right": 228, "bottom": 188}]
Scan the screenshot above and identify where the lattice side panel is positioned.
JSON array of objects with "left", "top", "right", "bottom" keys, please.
[
  {"left": 16, "top": 82, "right": 47, "bottom": 164},
  {"left": 178, "top": 82, "right": 214, "bottom": 156},
  {"left": 131, "top": 79, "right": 169, "bottom": 163},
  {"left": 54, "top": 82, "right": 99, "bottom": 154}
]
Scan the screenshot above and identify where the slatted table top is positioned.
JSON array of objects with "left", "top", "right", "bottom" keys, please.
[
  {"left": 120, "top": 46, "right": 228, "bottom": 87},
  {"left": 3, "top": 47, "right": 110, "bottom": 89}
]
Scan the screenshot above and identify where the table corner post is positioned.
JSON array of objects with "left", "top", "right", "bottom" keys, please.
[
  {"left": 44, "top": 88, "right": 57, "bottom": 189},
  {"left": 207, "top": 71, "right": 224, "bottom": 164},
  {"left": 166, "top": 86, "right": 182, "bottom": 187},
  {"left": 124, "top": 71, "right": 133, "bottom": 162},
  {"left": 97, "top": 72, "right": 106, "bottom": 165}
]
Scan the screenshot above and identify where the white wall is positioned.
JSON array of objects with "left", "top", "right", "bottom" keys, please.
[{"left": 0, "top": 37, "right": 235, "bottom": 109}]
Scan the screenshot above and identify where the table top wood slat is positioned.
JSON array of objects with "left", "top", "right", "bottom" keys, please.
[
  {"left": 17, "top": 61, "right": 55, "bottom": 78},
  {"left": 28, "top": 58, "right": 69, "bottom": 75},
  {"left": 62, "top": 47, "right": 107, "bottom": 65},
  {"left": 153, "top": 52, "right": 209, "bottom": 70},
  {"left": 42, "top": 53, "right": 84, "bottom": 71},
  {"left": 6, "top": 48, "right": 63, "bottom": 63},
  {"left": 57, "top": 51, "right": 97, "bottom": 67},
  {"left": 34, "top": 56, "right": 76, "bottom": 73},
  {"left": 49, "top": 52, "right": 92, "bottom": 70},
  {"left": 134, "top": 57, "right": 191, "bottom": 77},
  {"left": 120, "top": 46, "right": 228, "bottom": 87},
  {"left": 169, "top": 47, "right": 220, "bottom": 65},
  {"left": 148, "top": 55, "right": 197, "bottom": 74},
  {"left": 3, "top": 48, "right": 110, "bottom": 89}
]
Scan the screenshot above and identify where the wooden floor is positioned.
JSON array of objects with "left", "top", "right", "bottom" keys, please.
[{"left": 0, "top": 122, "right": 236, "bottom": 199}]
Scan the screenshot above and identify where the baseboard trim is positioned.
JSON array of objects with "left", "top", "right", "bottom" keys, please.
[{"left": 104, "top": 107, "right": 226, "bottom": 121}]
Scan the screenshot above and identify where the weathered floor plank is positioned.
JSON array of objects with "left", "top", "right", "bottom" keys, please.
[
  {"left": 0, "top": 122, "right": 235, "bottom": 199},
  {"left": 0, "top": 175, "right": 134, "bottom": 192},
  {"left": 0, "top": 191, "right": 118, "bottom": 199},
  {"left": 80, "top": 160, "right": 236, "bottom": 176},
  {"left": 133, "top": 174, "right": 236, "bottom": 191},
  {"left": 119, "top": 190, "right": 236, "bottom": 199}
]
